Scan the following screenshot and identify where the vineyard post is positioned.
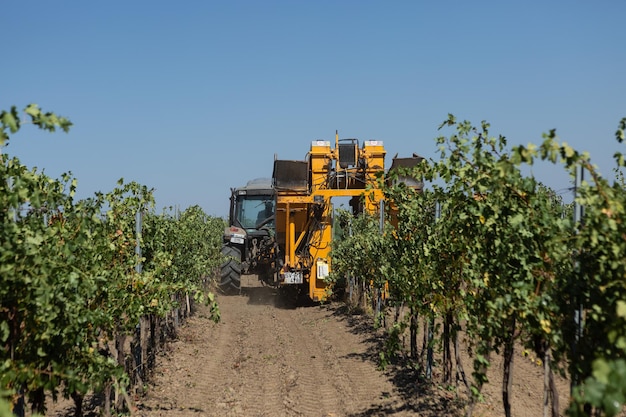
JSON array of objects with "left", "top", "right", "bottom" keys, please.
[
  {"left": 427, "top": 201, "right": 441, "bottom": 380},
  {"left": 346, "top": 218, "right": 353, "bottom": 305},
  {"left": 135, "top": 209, "right": 143, "bottom": 274},
  {"left": 376, "top": 199, "right": 384, "bottom": 322},
  {"left": 426, "top": 320, "right": 434, "bottom": 380},
  {"left": 571, "top": 165, "right": 585, "bottom": 393},
  {"left": 132, "top": 205, "right": 146, "bottom": 389}
]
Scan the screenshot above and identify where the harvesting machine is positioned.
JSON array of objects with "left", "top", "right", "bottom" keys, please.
[{"left": 220, "top": 132, "right": 421, "bottom": 301}]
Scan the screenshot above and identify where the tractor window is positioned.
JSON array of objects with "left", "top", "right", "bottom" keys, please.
[{"left": 236, "top": 196, "right": 274, "bottom": 229}]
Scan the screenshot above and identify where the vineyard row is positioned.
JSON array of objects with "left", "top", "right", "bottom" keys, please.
[
  {"left": 1, "top": 105, "right": 224, "bottom": 416},
  {"left": 330, "top": 116, "right": 626, "bottom": 417}
]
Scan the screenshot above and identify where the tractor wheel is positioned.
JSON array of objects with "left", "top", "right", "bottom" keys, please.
[{"left": 219, "top": 245, "right": 242, "bottom": 294}]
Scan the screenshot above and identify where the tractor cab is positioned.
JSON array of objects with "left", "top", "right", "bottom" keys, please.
[{"left": 221, "top": 178, "right": 278, "bottom": 292}]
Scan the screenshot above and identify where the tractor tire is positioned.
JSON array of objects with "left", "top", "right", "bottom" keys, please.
[{"left": 220, "top": 245, "right": 242, "bottom": 294}]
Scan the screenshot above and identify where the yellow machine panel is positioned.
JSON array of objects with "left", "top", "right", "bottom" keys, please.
[{"left": 273, "top": 133, "right": 390, "bottom": 301}]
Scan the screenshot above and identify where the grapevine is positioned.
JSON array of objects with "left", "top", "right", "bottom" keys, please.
[
  {"left": 0, "top": 105, "right": 223, "bottom": 415},
  {"left": 332, "top": 115, "right": 626, "bottom": 417}
]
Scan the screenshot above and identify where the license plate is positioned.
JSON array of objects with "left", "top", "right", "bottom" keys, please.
[
  {"left": 283, "top": 271, "right": 303, "bottom": 284},
  {"left": 230, "top": 237, "right": 244, "bottom": 244}
]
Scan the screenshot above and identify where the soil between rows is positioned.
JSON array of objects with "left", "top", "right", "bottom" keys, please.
[
  {"left": 136, "top": 275, "right": 420, "bottom": 417},
  {"left": 50, "top": 274, "right": 570, "bottom": 417}
]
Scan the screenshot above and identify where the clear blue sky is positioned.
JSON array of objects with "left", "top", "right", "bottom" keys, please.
[{"left": 3, "top": 1, "right": 625, "bottom": 217}]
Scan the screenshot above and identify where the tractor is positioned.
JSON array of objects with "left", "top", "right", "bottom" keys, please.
[
  {"left": 220, "top": 178, "right": 279, "bottom": 293},
  {"left": 219, "top": 133, "right": 421, "bottom": 301}
]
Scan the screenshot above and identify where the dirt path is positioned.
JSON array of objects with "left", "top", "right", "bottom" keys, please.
[
  {"left": 136, "top": 275, "right": 422, "bottom": 417},
  {"left": 46, "top": 274, "right": 572, "bottom": 416}
]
